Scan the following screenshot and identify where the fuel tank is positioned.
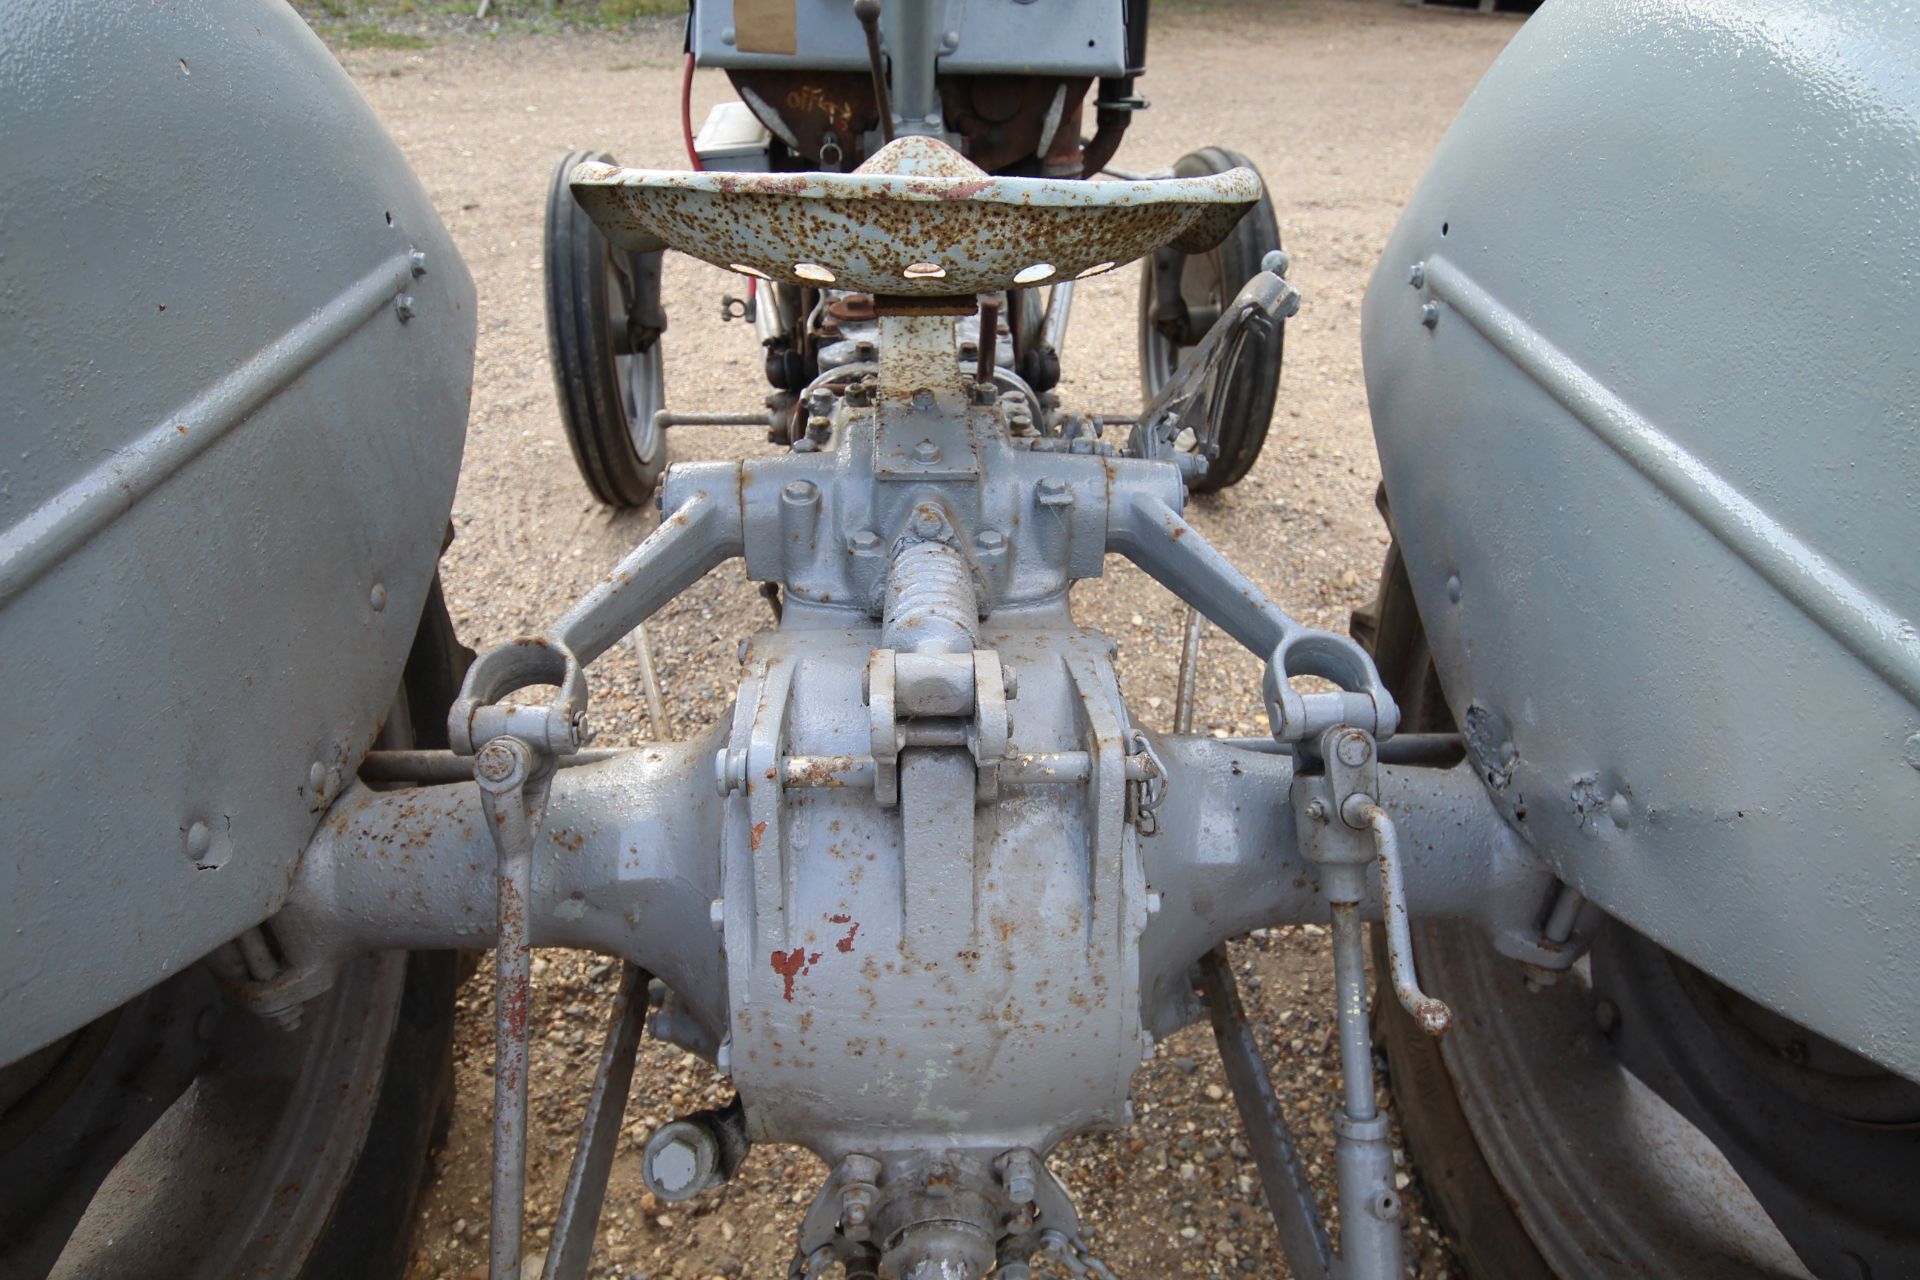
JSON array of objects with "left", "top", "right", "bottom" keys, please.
[
  {"left": 1363, "top": 0, "right": 1920, "bottom": 1079},
  {"left": 0, "top": 0, "right": 475, "bottom": 1059}
]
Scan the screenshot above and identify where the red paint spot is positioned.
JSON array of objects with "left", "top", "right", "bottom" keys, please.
[
  {"left": 771, "top": 947, "right": 807, "bottom": 1001},
  {"left": 836, "top": 921, "right": 861, "bottom": 953},
  {"left": 829, "top": 913, "right": 851, "bottom": 924},
  {"left": 750, "top": 820, "right": 768, "bottom": 851}
]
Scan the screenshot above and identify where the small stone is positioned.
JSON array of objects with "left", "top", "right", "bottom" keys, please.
[
  {"left": 1204, "top": 1084, "right": 1226, "bottom": 1102},
  {"left": 1174, "top": 1056, "right": 1198, "bottom": 1075}
]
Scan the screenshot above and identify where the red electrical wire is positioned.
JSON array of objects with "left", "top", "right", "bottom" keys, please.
[{"left": 680, "top": 51, "right": 702, "bottom": 171}]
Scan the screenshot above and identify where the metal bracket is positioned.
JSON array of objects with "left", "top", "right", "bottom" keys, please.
[
  {"left": 864, "top": 646, "right": 1018, "bottom": 804},
  {"left": 1127, "top": 264, "right": 1300, "bottom": 464},
  {"left": 1293, "top": 725, "right": 1450, "bottom": 1037},
  {"left": 473, "top": 734, "right": 558, "bottom": 1280}
]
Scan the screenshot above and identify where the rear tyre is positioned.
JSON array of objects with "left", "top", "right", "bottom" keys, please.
[
  {"left": 545, "top": 148, "right": 668, "bottom": 509},
  {"left": 1355, "top": 496, "right": 1920, "bottom": 1278},
  {"left": 1138, "top": 146, "right": 1283, "bottom": 492},
  {"left": 0, "top": 583, "right": 470, "bottom": 1280}
]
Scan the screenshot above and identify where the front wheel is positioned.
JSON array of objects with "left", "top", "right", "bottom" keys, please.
[
  {"left": 545, "top": 148, "right": 668, "bottom": 509},
  {"left": 1138, "top": 145, "right": 1283, "bottom": 492}
]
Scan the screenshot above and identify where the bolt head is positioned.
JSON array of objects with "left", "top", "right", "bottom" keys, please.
[
  {"left": 850, "top": 529, "right": 883, "bottom": 554},
  {"left": 409, "top": 249, "right": 428, "bottom": 277},
  {"left": 1420, "top": 301, "right": 1440, "bottom": 329},
  {"left": 782, "top": 479, "right": 818, "bottom": 504},
  {"left": 1608, "top": 792, "right": 1632, "bottom": 829},
  {"left": 1304, "top": 798, "right": 1328, "bottom": 823},
  {"left": 185, "top": 820, "right": 212, "bottom": 859},
  {"left": 1335, "top": 732, "right": 1372, "bottom": 768},
  {"left": 1904, "top": 733, "right": 1920, "bottom": 771},
  {"left": 976, "top": 529, "right": 1007, "bottom": 553},
  {"left": 474, "top": 738, "right": 528, "bottom": 789},
  {"left": 912, "top": 440, "right": 942, "bottom": 464},
  {"left": 908, "top": 505, "right": 947, "bottom": 538},
  {"left": 369, "top": 582, "right": 387, "bottom": 612},
  {"left": 644, "top": 1120, "right": 721, "bottom": 1201},
  {"left": 394, "top": 293, "right": 415, "bottom": 322},
  {"left": 308, "top": 761, "right": 328, "bottom": 793},
  {"left": 1408, "top": 262, "right": 1426, "bottom": 288}
]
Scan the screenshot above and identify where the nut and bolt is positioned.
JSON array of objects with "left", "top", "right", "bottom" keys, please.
[
  {"left": 642, "top": 1119, "right": 719, "bottom": 1202},
  {"left": 714, "top": 748, "right": 746, "bottom": 796},
  {"left": 849, "top": 529, "right": 883, "bottom": 555},
  {"left": 1420, "top": 301, "right": 1440, "bottom": 330},
  {"left": 1035, "top": 476, "right": 1070, "bottom": 504},
  {"left": 1408, "top": 261, "right": 1426, "bottom": 289},
  {"left": 908, "top": 505, "right": 948, "bottom": 539},
  {"left": 474, "top": 738, "right": 530, "bottom": 791},
  {"left": 976, "top": 529, "right": 1007, "bottom": 554},
  {"left": 782, "top": 479, "right": 819, "bottom": 505},
  {"left": 1335, "top": 731, "right": 1373, "bottom": 768},
  {"left": 307, "top": 760, "right": 344, "bottom": 802},
  {"left": 1303, "top": 798, "right": 1329, "bottom": 823},
  {"left": 394, "top": 293, "right": 415, "bottom": 322},
  {"left": 840, "top": 1183, "right": 877, "bottom": 1242},
  {"left": 998, "top": 1150, "right": 1038, "bottom": 1205},
  {"left": 912, "top": 440, "right": 943, "bottom": 464},
  {"left": 408, "top": 249, "right": 428, "bottom": 277}
]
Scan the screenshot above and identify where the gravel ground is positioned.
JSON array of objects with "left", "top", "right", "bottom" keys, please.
[{"left": 328, "top": 5, "right": 1520, "bottom": 1276}]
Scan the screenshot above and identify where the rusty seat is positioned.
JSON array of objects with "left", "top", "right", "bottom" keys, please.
[{"left": 568, "top": 134, "right": 1259, "bottom": 297}]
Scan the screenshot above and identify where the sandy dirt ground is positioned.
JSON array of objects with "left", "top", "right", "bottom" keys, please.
[{"left": 328, "top": 4, "right": 1521, "bottom": 1275}]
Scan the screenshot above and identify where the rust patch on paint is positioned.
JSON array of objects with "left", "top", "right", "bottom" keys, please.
[{"left": 771, "top": 947, "right": 807, "bottom": 1001}]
